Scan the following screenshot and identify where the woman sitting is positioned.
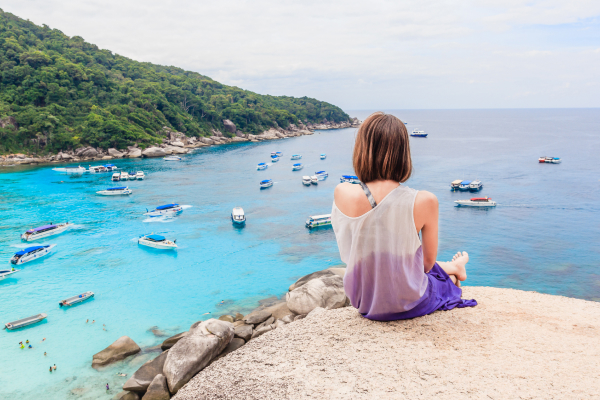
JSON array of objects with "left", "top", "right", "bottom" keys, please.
[{"left": 332, "top": 112, "right": 476, "bottom": 321}]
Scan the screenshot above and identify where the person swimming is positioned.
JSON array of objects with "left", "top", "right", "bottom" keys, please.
[
  {"left": 20, "top": 344, "right": 24, "bottom": 349},
  {"left": 49, "top": 366, "right": 52, "bottom": 373},
  {"left": 28, "top": 345, "right": 32, "bottom": 349},
  {"left": 44, "top": 352, "right": 47, "bottom": 356},
  {"left": 26, "top": 340, "right": 29, "bottom": 344},
  {"left": 53, "top": 364, "right": 57, "bottom": 370}
]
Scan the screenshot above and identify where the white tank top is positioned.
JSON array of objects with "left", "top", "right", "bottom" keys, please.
[{"left": 331, "top": 184, "right": 428, "bottom": 319}]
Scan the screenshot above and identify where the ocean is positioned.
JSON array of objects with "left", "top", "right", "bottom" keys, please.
[{"left": 0, "top": 108, "right": 598, "bottom": 398}]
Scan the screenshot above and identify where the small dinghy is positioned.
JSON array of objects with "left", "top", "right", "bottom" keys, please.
[
  {"left": 4, "top": 313, "right": 47, "bottom": 330},
  {"left": 305, "top": 214, "right": 332, "bottom": 229},
  {"left": 111, "top": 173, "right": 120, "bottom": 182},
  {"left": 291, "top": 154, "right": 302, "bottom": 160},
  {"left": 320, "top": 154, "right": 326, "bottom": 160},
  {"left": 10, "top": 245, "right": 55, "bottom": 265},
  {"left": 315, "top": 171, "right": 328, "bottom": 179},
  {"left": 59, "top": 291, "right": 94, "bottom": 307},
  {"left": 302, "top": 176, "right": 312, "bottom": 186},
  {"left": 0, "top": 268, "right": 19, "bottom": 280},
  {"left": 292, "top": 163, "right": 303, "bottom": 171},
  {"left": 310, "top": 175, "right": 318, "bottom": 185},
  {"left": 21, "top": 222, "right": 72, "bottom": 242},
  {"left": 270, "top": 155, "right": 279, "bottom": 162},
  {"left": 231, "top": 207, "right": 246, "bottom": 225},
  {"left": 138, "top": 234, "right": 177, "bottom": 250},
  {"left": 52, "top": 166, "right": 87, "bottom": 174},
  {"left": 257, "top": 162, "right": 268, "bottom": 171},
  {"left": 136, "top": 171, "right": 145, "bottom": 180},
  {"left": 144, "top": 204, "right": 183, "bottom": 217},
  {"left": 455, "top": 197, "right": 497, "bottom": 207},
  {"left": 260, "top": 179, "right": 273, "bottom": 189},
  {"left": 96, "top": 186, "right": 132, "bottom": 196},
  {"left": 340, "top": 175, "right": 360, "bottom": 184},
  {"left": 164, "top": 156, "right": 182, "bottom": 161}
]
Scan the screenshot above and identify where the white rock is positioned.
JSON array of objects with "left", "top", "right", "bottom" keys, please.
[
  {"left": 286, "top": 275, "right": 347, "bottom": 315},
  {"left": 142, "top": 147, "right": 167, "bottom": 158}
]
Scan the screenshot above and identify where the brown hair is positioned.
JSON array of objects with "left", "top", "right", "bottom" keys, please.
[{"left": 353, "top": 112, "right": 412, "bottom": 183}]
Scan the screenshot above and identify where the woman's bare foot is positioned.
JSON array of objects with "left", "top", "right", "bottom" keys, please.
[{"left": 451, "top": 251, "right": 469, "bottom": 281}]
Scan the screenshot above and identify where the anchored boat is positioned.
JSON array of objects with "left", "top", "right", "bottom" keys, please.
[
  {"left": 96, "top": 186, "right": 132, "bottom": 196},
  {"left": 0, "top": 268, "right": 19, "bottom": 280},
  {"left": 136, "top": 171, "right": 145, "bottom": 180},
  {"left": 302, "top": 176, "right": 312, "bottom": 186},
  {"left": 59, "top": 291, "right": 94, "bottom": 307},
  {"left": 450, "top": 180, "right": 462, "bottom": 191},
  {"left": 458, "top": 180, "right": 472, "bottom": 191},
  {"left": 320, "top": 154, "right": 326, "bottom": 160},
  {"left": 310, "top": 175, "right": 318, "bottom": 185},
  {"left": 231, "top": 207, "right": 246, "bottom": 225},
  {"left": 88, "top": 165, "right": 107, "bottom": 173},
  {"left": 305, "top": 214, "right": 332, "bottom": 229},
  {"left": 292, "top": 163, "right": 303, "bottom": 171},
  {"left": 340, "top": 175, "right": 360, "bottom": 184},
  {"left": 315, "top": 171, "right": 328, "bottom": 179},
  {"left": 52, "top": 166, "right": 87, "bottom": 174},
  {"left": 454, "top": 197, "right": 496, "bottom": 207},
  {"left": 144, "top": 204, "right": 183, "bottom": 217},
  {"left": 260, "top": 179, "right": 273, "bottom": 189},
  {"left": 138, "top": 234, "right": 177, "bottom": 250},
  {"left": 410, "top": 130, "right": 428, "bottom": 137},
  {"left": 270, "top": 155, "right": 279, "bottom": 162},
  {"left": 10, "top": 245, "right": 55, "bottom": 265},
  {"left": 163, "top": 156, "right": 182, "bottom": 161},
  {"left": 21, "top": 223, "right": 71, "bottom": 242},
  {"left": 469, "top": 180, "right": 483, "bottom": 192},
  {"left": 257, "top": 163, "right": 268, "bottom": 171},
  {"left": 291, "top": 155, "right": 302, "bottom": 160},
  {"left": 128, "top": 171, "right": 137, "bottom": 180},
  {"left": 119, "top": 171, "right": 129, "bottom": 181},
  {"left": 111, "top": 173, "right": 120, "bottom": 181},
  {"left": 4, "top": 313, "right": 47, "bottom": 330}
]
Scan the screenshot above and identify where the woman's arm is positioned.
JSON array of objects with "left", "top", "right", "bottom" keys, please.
[{"left": 413, "top": 190, "right": 439, "bottom": 273}]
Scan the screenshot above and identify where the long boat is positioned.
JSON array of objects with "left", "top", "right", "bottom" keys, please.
[
  {"left": 0, "top": 268, "right": 19, "bottom": 280},
  {"left": 59, "top": 291, "right": 94, "bottom": 307},
  {"left": 4, "top": 313, "right": 47, "bottom": 330},
  {"left": 21, "top": 222, "right": 72, "bottom": 241}
]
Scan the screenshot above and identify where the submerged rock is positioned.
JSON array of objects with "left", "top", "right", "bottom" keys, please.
[
  {"left": 92, "top": 336, "right": 141, "bottom": 368},
  {"left": 286, "top": 275, "right": 347, "bottom": 315},
  {"left": 243, "top": 310, "right": 272, "bottom": 325},
  {"left": 161, "top": 332, "right": 187, "bottom": 351},
  {"left": 123, "top": 350, "right": 169, "bottom": 392},
  {"left": 218, "top": 314, "right": 234, "bottom": 323},
  {"left": 141, "top": 374, "right": 170, "bottom": 400}
]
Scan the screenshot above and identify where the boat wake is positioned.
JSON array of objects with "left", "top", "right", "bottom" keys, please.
[
  {"left": 180, "top": 205, "right": 193, "bottom": 210},
  {"left": 143, "top": 216, "right": 176, "bottom": 223}
]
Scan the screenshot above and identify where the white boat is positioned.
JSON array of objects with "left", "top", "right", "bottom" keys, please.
[
  {"left": 136, "top": 171, "right": 145, "bottom": 180},
  {"left": 52, "top": 166, "right": 87, "bottom": 174},
  {"left": 128, "top": 171, "right": 137, "bottom": 180},
  {"left": 320, "top": 154, "right": 326, "bottom": 160},
  {"left": 458, "top": 180, "right": 471, "bottom": 191},
  {"left": 138, "top": 234, "right": 177, "bottom": 250},
  {"left": 291, "top": 155, "right": 302, "bottom": 160},
  {"left": 144, "top": 204, "right": 183, "bottom": 217},
  {"left": 88, "top": 165, "right": 107, "bottom": 173},
  {"left": 292, "top": 163, "right": 303, "bottom": 171},
  {"left": 315, "top": 171, "right": 328, "bottom": 179},
  {"left": 104, "top": 164, "right": 118, "bottom": 172},
  {"left": 340, "top": 175, "right": 360, "bottom": 184},
  {"left": 302, "top": 176, "right": 312, "bottom": 186},
  {"left": 10, "top": 245, "right": 55, "bottom": 265},
  {"left": 120, "top": 171, "right": 129, "bottom": 181},
  {"left": 96, "top": 186, "right": 132, "bottom": 196},
  {"left": 4, "top": 313, "right": 47, "bottom": 330},
  {"left": 260, "top": 179, "right": 273, "bottom": 189},
  {"left": 454, "top": 197, "right": 497, "bottom": 207},
  {"left": 257, "top": 163, "right": 268, "bottom": 171},
  {"left": 0, "top": 268, "right": 19, "bottom": 280},
  {"left": 310, "top": 176, "right": 318, "bottom": 184},
  {"left": 450, "top": 179, "right": 462, "bottom": 191},
  {"left": 231, "top": 207, "right": 246, "bottom": 225},
  {"left": 164, "top": 156, "right": 182, "bottom": 161},
  {"left": 469, "top": 180, "right": 483, "bottom": 192},
  {"left": 410, "top": 130, "right": 428, "bottom": 137},
  {"left": 275, "top": 152, "right": 283, "bottom": 157},
  {"left": 111, "top": 173, "right": 120, "bottom": 181},
  {"left": 21, "top": 222, "right": 72, "bottom": 242},
  {"left": 550, "top": 158, "right": 561, "bottom": 164},
  {"left": 305, "top": 214, "right": 332, "bottom": 229},
  {"left": 59, "top": 291, "right": 94, "bottom": 307},
  {"left": 270, "top": 155, "right": 279, "bottom": 162}
]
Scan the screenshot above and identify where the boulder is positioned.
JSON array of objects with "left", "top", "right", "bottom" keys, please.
[
  {"left": 142, "top": 147, "right": 167, "bottom": 158},
  {"left": 230, "top": 136, "right": 248, "bottom": 142},
  {"left": 216, "top": 338, "right": 245, "bottom": 360},
  {"left": 232, "top": 320, "right": 246, "bottom": 327},
  {"left": 128, "top": 148, "right": 142, "bottom": 158},
  {"left": 170, "top": 141, "right": 184, "bottom": 147},
  {"left": 78, "top": 147, "right": 98, "bottom": 158},
  {"left": 123, "top": 350, "right": 169, "bottom": 392},
  {"left": 255, "top": 317, "right": 275, "bottom": 331},
  {"left": 218, "top": 315, "right": 234, "bottom": 323},
  {"left": 294, "top": 314, "right": 307, "bottom": 321},
  {"left": 102, "top": 156, "right": 113, "bottom": 160},
  {"left": 272, "top": 319, "right": 286, "bottom": 329},
  {"left": 289, "top": 270, "right": 336, "bottom": 291},
  {"left": 168, "top": 146, "right": 189, "bottom": 154},
  {"left": 233, "top": 324, "right": 253, "bottom": 342},
  {"left": 113, "top": 391, "right": 140, "bottom": 400},
  {"left": 234, "top": 312, "right": 244, "bottom": 321},
  {"left": 327, "top": 267, "right": 346, "bottom": 278},
  {"left": 163, "top": 319, "right": 233, "bottom": 394},
  {"left": 286, "top": 275, "right": 347, "bottom": 315},
  {"left": 222, "top": 119, "right": 236, "bottom": 134},
  {"left": 243, "top": 310, "right": 272, "bottom": 325},
  {"left": 108, "top": 148, "right": 124, "bottom": 158},
  {"left": 282, "top": 314, "right": 295, "bottom": 324},
  {"left": 141, "top": 374, "right": 170, "bottom": 400},
  {"left": 199, "top": 137, "right": 215, "bottom": 145},
  {"left": 161, "top": 332, "right": 187, "bottom": 351},
  {"left": 92, "top": 336, "right": 141, "bottom": 368},
  {"left": 251, "top": 325, "right": 273, "bottom": 339},
  {"left": 261, "top": 301, "right": 294, "bottom": 320}
]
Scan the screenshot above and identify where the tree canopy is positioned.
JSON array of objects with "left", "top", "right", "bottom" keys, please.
[{"left": 0, "top": 9, "right": 350, "bottom": 154}]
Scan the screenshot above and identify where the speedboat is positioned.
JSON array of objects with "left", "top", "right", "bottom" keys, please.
[
  {"left": 270, "top": 155, "right": 279, "bottom": 162},
  {"left": 450, "top": 180, "right": 462, "bottom": 191},
  {"left": 260, "top": 179, "right": 273, "bottom": 189},
  {"left": 541, "top": 156, "right": 561, "bottom": 164},
  {"left": 52, "top": 166, "right": 87, "bottom": 174},
  {"left": 111, "top": 173, "right": 120, "bottom": 181},
  {"left": 469, "top": 180, "right": 483, "bottom": 192},
  {"left": 539, "top": 156, "right": 546, "bottom": 163},
  {"left": 257, "top": 163, "right": 268, "bottom": 171},
  {"left": 302, "top": 176, "right": 312, "bottom": 186},
  {"left": 315, "top": 171, "right": 328, "bottom": 179},
  {"left": 4, "top": 313, "right": 47, "bottom": 330},
  {"left": 164, "top": 156, "right": 182, "bottom": 161},
  {"left": 144, "top": 204, "right": 183, "bottom": 217},
  {"left": 138, "top": 234, "right": 177, "bottom": 250},
  {"left": 128, "top": 171, "right": 137, "bottom": 180},
  {"left": 305, "top": 214, "right": 332, "bottom": 229},
  {"left": 275, "top": 152, "right": 283, "bottom": 157},
  {"left": 311, "top": 176, "right": 318, "bottom": 184},
  {"left": 454, "top": 197, "right": 496, "bottom": 207},
  {"left": 550, "top": 157, "right": 561, "bottom": 164},
  {"left": 104, "top": 164, "right": 118, "bottom": 172},
  {"left": 231, "top": 207, "right": 246, "bottom": 225},
  {"left": 59, "top": 291, "right": 94, "bottom": 307},
  {"left": 291, "top": 155, "right": 302, "bottom": 160},
  {"left": 10, "top": 245, "right": 55, "bottom": 265},
  {"left": 96, "top": 186, "right": 132, "bottom": 195},
  {"left": 88, "top": 165, "right": 107, "bottom": 173},
  {"left": 458, "top": 180, "right": 472, "bottom": 191},
  {"left": 292, "top": 163, "right": 303, "bottom": 171},
  {"left": 136, "top": 171, "right": 145, "bottom": 180},
  {"left": 320, "top": 154, "right": 326, "bottom": 160},
  {"left": 120, "top": 171, "right": 129, "bottom": 181},
  {"left": 340, "top": 175, "right": 360, "bottom": 184},
  {"left": 410, "top": 130, "right": 428, "bottom": 137},
  {"left": 21, "top": 222, "right": 72, "bottom": 242},
  {"left": 0, "top": 268, "right": 19, "bottom": 280}
]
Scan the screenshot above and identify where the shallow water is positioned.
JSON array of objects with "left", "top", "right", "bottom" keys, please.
[{"left": 0, "top": 108, "right": 599, "bottom": 398}]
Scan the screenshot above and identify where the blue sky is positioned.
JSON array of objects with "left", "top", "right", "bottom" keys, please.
[{"left": 3, "top": 0, "right": 599, "bottom": 109}]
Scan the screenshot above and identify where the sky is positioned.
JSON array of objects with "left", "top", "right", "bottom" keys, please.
[{"left": 3, "top": 0, "right": 600, "bottom": 110}]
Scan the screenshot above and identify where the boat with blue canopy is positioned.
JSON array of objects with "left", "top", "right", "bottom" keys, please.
[
  {"left": 315, "top": 171, "right": 328, "bottom": 179},
  {"left": 96, "top": 186, "right": 132, "bottom": 196},
  {"left": 10, "top": 245, "right": 55, "bottom": 265},
  {"left": 257, "top": 162, "right": 268, "bottom": 170},
  {"left": 292, "top": 163, "right": 303, "bottom": 171},
  {"left": 291, "top": 155, "right": 302, "bottom": 160},
  {"left": 21, "top": 222, "right": 71, "bottom": 241},
  {"left": 340, "top": 175, "right": 360, "bottom": 184},
  {"left": 320, "top": 154, "right": 326, "bottom": 160},
  {"left": 270, "top": 155, "right": 279, "bottom": 162},
  {"left": 138, "top": 233, "right": 177, "bottom": 249},
  {"left": 144, "top": 204, "right": 183, "bottom": 217},
  {"left": 306, "top": 214, "right": 332, "bottom": 229},
  {"left": 59, "top": 291, "right": 94, "bottom": 307},
  {"left": 458, "top": 180, "right": 472, "bottom": 191},
  {"left": 260, "top": 179, "right": 273, "bottom": 189}
]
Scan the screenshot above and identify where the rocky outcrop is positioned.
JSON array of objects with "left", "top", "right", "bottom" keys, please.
[
  {"left": 289, "top": 270, "right": 337, "bottom": 291},
  {"left": 92, "top": 336, "right": 141, "bottom": 368},
  {"left": 163, "top": 319, "right": 234, "bottom": 394},
  {"left": 108, "top": 148, "right": 125, "bottom": 158},
  {"left": 127, "top": 148, "right": 142, "bottom": 158},
  {"left": 142, "top": 147, "right": 167, "bottom": 158},
  {"left": 114, "top": 391, "right": 140, "bottom": 400},
  {"left": 170, "top": 141, "right": 185, "bottom": 148},
  {"left": 216, "top": 338, "right": 245, "bottom": 360},
  {"left": 243, "top": 310, "right": 272, "bottom": 325},
  {"left": 141, "top": 374, "right": 170, "bottom": 400},
  {"left": 286, "top": 275, "right": 347, "bottom": 315},
  {"left": 161, "top": 332, "right": 187, "bottom": 351},
  {"left": 123, "top": 350, "right": 169, "bottom": 392},
  {"left": 222, "top": 120, "right": 236, "bottom": 134},
  {"left": 76, "top": 146, "right": 99, "bottom": 158},
  {"left": 233, "top": 324, "right": 253, "bottom": 341}
]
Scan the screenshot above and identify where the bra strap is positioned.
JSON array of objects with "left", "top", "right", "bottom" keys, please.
[{"left": 358, "top": 181, "right": 377, "bottom": 208}]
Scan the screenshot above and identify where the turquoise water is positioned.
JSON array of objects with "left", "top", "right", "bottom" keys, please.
[{"left": 1, "top": 109, "right": 599, "bottom": 398}]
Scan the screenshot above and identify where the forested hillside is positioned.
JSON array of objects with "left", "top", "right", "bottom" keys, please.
[{"left": 0, "top": 9, "right": 350, "bottom": 154}]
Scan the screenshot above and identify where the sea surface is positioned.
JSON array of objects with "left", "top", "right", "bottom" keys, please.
[{"left": 0, "top": 109, "right": 599, "bottom": 399}]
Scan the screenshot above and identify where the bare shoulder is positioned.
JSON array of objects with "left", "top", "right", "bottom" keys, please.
[
  {"left": 334, "top": 183, "right": 371, "bottom": 217},
  {"left": 334, "top": 182, "right": 362, "bottom": 200},
  {"left": 415, "top": 190, "right": 438, "bottom": 210}
]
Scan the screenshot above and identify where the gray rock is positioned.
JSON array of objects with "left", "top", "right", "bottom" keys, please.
[
  {"left": 223, "top": 119, "right": 236, "bottom": 134},
  {"left": 234, "top": 324, "right": 253, "bottom": 341},
  {"left": 199, "top": 137, "right": 214, "bottom": 145},
  {"left": 272, "top": 319, "right": 286, "bottom": 329},
  {"left": 218, "top": 315, "right": 234, "bottom": 323},
  {"left": 327, "top": 267, "right": 346, "bottom": 278},
  {"left": 255, "top": 316, "right": 275, "bottom": 331},
  {"left": 123, "top": 350, "right": 169, "bottom": 392},
  {"left": 141, "top": 374, "right": 170, "bottom": 400},
  {"left": 261, "top": 301, "right": 294, "bottom": 320},
  {"left": 78, "top": 147, "right": 99, "bottom": 158},
  {"left": 216, "top": 338, "right": 245, "bottom": 360},
  {"left": 230, "top": 136, "right": 248, "bottom": 142},
  {"left": 289, "top": 270, "right": 336, "bottom": 291},
  {"left": 170, "top": 141, "right": 184, "bottom": 147},
  {"left": 161, "top": 332, "right": 187, "bottom": 351},
  {"left": 142, "top": 147, "right": 167, "bottom": 158},
  {"left": 128, "top": 148, "right": 142, "bottom": 158},
  {"left": 294, "top": 314, "right": 307, "bottom": 321},
  {"left": 102, "top": 155, "right": 113, "bottom": 160},
  {"left": 243, "top": 310, "right": 272, "bottom": 325},
  {"left": 113, "top": 391, "right": 140, "bottom": 400},
  {"left": 232, "top": 320, "right": 246, "bottom": 328},
  {"left": 92, "top": 336, "right": 141, "bottom": 368},
  {"left": 163, "top": 319, "right": 233, "bottom": 394},
  {"left": 286, "top": 275, "right": 347, "bottom": 315},
  {"left": 282, "top": 314, "right": 295, "bottom": 324},
  {"left": 251, "top": 325, "right": 273, "bottom": 339},
  {"left": 234, "top": 312, "right": 244, "bottom": 321},
  {"left": 108, "top": 148, "right": 124, "bottom": 158}
]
